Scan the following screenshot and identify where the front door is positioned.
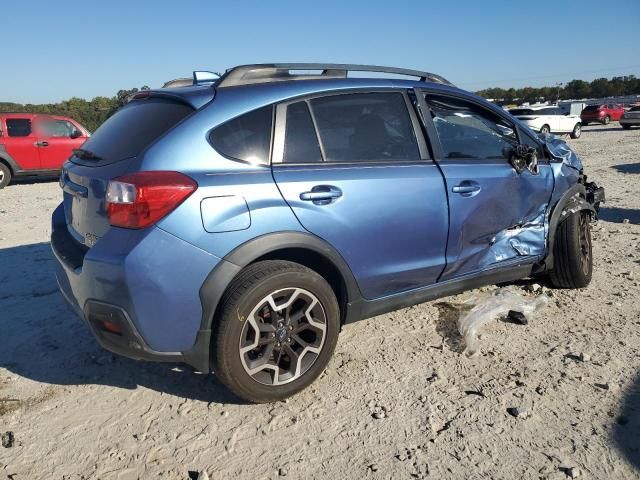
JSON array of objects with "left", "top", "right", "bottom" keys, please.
[
  {"left": 35, "top": 118, "right": 86, "bottom": 169},
  {"left": 419, "top": 92, "right": 553, "bottom": 281},
  {"left": 272, "top": 91, "right": 449, "bottom": 300}
]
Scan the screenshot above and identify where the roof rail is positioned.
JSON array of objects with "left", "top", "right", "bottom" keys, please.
[{"left": 215, "top": 63, "right": 453, "bottom": 88}]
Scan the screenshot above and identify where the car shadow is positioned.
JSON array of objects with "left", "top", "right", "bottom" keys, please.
[
  {"left": 611, "top": 163, "right": 640, "bottom": 175},
  {"left": 0, "top": 242, "right": 245, "bottom": 405},
  {"left": 598, "top": 207, "right": 640, "bottom": 224},
  {"left": 9, "top": 175, "right": 60, "bottom": 186},
  {"left": 581, "top": 125, "right": 625, "bottom": 133},
  {"left": 612, "top": 371, "right": 640, "bottom": 470}
]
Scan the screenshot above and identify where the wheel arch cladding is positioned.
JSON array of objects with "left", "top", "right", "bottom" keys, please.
[
  {"left": 200, "top": 231, "right": 362, "bottom": 336},
  {"left": 545, "top": 184, "right": 596, "bottom": 269}
]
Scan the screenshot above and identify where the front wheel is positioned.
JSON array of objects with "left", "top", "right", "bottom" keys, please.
[
  {"left": 570, "top": 123, "right": 582, "bottom": 139},
  {"left": 603, "top": 115, "right": 611, "bottom": 125},
  {"left": 549, "top": 211, "right": 593, "bottom": 289},
  {"left": 0, "top": 163, "right": 11, "bottom": 189},
  {"left": 211, "top": 260, "right": 340, "bottom": 403},
  {"left": 540, "top": 125, "right": 551, "bottom": 134}
]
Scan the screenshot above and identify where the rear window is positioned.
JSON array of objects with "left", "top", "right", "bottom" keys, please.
[
  {"left": 77, "top": 99, "right": 193, "bottom": 162},
  {"left": 6, "top": 118, "right": 32, "bottom": 137},
  {"left": 583, "top": 105, "right": 600, "bottom": 112},
  {"left": 510, "top": 109, "right": 536, "bottom": 116}
]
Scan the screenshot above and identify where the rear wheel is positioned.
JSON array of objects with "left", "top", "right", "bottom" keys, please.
[
  {"left": 540, "top": 124, "right": 551, "bottom": 134},
  {"left": 582, "top": 121, "right": 589, "bottom": 126},
  {"left": 0, "top": 163, "right": 11, "bottom": 189},
  {"left": 622, "top": 124, "right": 631, "bottom": 130},
  {"left": 603, "top": 115, "right": 611, "bottom": 125},
  {"left": 549, "top": 211, "right": 592, "bottom": 289},
  {"left": 211, "top": 260, "right": 340, "bottom": 403},
  {"left": 570, "top": 123, "right": 582, "bottom": 139}
]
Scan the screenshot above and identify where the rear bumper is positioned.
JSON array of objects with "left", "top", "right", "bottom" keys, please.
[{"left": 51, "top": 203, "right": 226, "bottom": 372}]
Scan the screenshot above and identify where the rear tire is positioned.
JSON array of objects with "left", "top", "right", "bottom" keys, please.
[
  {"left": 582, "top": 121, "right": 589, "bottom": 126},
  {"left": 211, "top": 260, "right": 340, "bottom": 403},
  {"left": 540, "top": 125, "right": 551, "bottom": 134},
  {"left": 549, "top": 211, "right": 593, "bottom": 289},
  {"left": 0, "top": 163, "right": 11, "bottom": 189},
  {"left": 622, "top": 124, "right": 631, "bottom": 130},
  {"left": 570, "top": 123, "right": 582, "bottom": 139},
  {"left": 603, "top": 115, "right": 610, "bottom": 125}
]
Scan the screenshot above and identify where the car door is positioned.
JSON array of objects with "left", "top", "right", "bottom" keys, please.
[
  {"left": 35, "top": 118, "right": 86, "bottom": 169},
  {"left": 1, "top": 116, "right": 40, "bottom": 170},
  {"left": 272, "top": 90, "right": 449, "bottom": 300},
  {"left": 417, "top": 91, "right": 554, "bottom": 281}
]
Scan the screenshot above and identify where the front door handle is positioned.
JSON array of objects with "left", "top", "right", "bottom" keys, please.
[
  {"left": 452, "top": 181, "right": 481, "bottom": 197},
  {"left": 300, "top": 185, "right": 342, "bottom": 205},
  {"left": 35, "top": 141, "right": 49, "bottom": 147}
]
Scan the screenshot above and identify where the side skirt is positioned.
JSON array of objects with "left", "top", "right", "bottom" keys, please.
[{"left": 344, "top": 262, "right": 535, "bottom": 323}]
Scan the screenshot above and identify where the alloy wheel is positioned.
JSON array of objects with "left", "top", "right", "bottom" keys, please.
[{"left": 239, "top": 287, "right": 327, "bottom": 386}]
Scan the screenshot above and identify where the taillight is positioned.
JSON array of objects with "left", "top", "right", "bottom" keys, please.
[{"left": 105, "top": 171, "right": 197, "bottom": 229}]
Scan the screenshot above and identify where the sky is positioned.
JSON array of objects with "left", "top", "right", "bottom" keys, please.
[{"left": 1, "top": 0, "right": 639, "bottom": 104}]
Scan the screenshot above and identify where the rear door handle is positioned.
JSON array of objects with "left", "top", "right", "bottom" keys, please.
[
  {"left": 34, "top": 141, "right": 49, "bottom": 147},
  {"left": 452, "top": 181, "right": 481, "bottom": 196},
  {"left": 300, "top": 185, "right": 342, "bottom": 204}
]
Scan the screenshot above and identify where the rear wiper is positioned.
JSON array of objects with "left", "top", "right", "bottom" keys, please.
[{"left": 73, "top": 148, "right": 103, "bottom": 161}]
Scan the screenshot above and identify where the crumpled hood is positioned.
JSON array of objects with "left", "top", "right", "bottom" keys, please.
[{"left": 541, "top": 134, "right": 583, "bottom": 171}]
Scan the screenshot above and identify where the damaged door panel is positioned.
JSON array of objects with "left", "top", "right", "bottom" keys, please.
[{"left": 420, "top": 93, "right": 554, "bottom": 281}]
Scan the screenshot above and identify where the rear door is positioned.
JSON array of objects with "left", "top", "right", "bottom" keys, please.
[
  {"left": 418, "top": 91, "right": 553, "bottom": 281},
  {"left": 272, "top": 90, "right": 449, "bottom": 300},
  {"left": 2, "top": 116, "right": 40, "bottom": 169},
  {"left": 36, "top": 117, "right": 87, "bottom": 169}
]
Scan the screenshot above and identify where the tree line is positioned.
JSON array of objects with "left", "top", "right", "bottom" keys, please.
[
  {"left": 1, "top": 75, "right": 639, "bottom": 131},
  {"left": 0, "top": 86, "right": 149, "bottom": 132},
  {"left": 477, "top": 75, "right": 640, "bottom": 105}
]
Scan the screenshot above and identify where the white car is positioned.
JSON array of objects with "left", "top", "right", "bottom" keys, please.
[{"left": 510, "top": 106, "right": 582, "bottom": 139}]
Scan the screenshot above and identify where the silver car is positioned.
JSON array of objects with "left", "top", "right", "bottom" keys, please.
[{"left": 620, "top": 106, "right": 640, "bottom": 130}]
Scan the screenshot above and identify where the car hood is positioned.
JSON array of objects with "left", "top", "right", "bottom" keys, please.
[{"left": 540, "top": 134, "right": 583, "bottom": 171}]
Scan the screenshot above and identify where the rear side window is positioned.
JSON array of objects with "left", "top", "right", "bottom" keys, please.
[
  {"left": 510, "top": 109, "right": 536, "bottom": 116},
  {"left": 283, "top": 102, "right": 322, "bottom": 164},
  {"left": 583, "top": 105, "right": 600, "bottom": 112},
  {"left": 79, "top": 99, "right": 193, "bottom": 161},
  {"left": 6, "top": 119, "right": 32, "bottom": 137},
  {"left": 210, "top": 106, "right": 273, "bottom": 165},
  {"left": 309, "top": 93, "right": 420, "bottom": 162},
  {"left": 427, "top": 95, "right": 517, "bottom": 160}
]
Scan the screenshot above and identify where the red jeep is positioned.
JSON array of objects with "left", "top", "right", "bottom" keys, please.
[
  {"left": 580, "top": 103, "right": 625, "bottom": 125},
  {"left": 0, "top": 113, "right": 90, "bottom": 188}
]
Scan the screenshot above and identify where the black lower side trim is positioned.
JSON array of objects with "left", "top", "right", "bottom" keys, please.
[{"left": 344, "top": 263, "right": 535, "bottom": 324}]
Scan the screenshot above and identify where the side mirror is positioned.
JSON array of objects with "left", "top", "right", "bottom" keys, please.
[
  {"left": 510, "top": 145, "right": 539, "bottom": 175},
  {"left": 70, "top": 130, "right": 82, "bottom": 139}
]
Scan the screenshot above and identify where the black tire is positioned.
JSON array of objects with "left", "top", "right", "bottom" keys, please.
[
  {"left": 549, "top": 211, "right": 593, "bottom": 289},
  {"left": 582, "top": 121, "right": 589, "bottom": 126},
  {"left": 603, "top": 115, "right": 610, "bottom": 125},
  {"left": 211, "top": 260, "right": 340, "bottom": 403},
  {"left": 540, "top": 125, "right": 551, "bottom": 134},
  {"left": 570, "top": 123, "right": 582, "bottom": 139},
  {"left": 621, "top": 124, "right": 631, "bottom": 130},
  {"left": 0, "top": 163, "right": 11, "bottom": 189}
]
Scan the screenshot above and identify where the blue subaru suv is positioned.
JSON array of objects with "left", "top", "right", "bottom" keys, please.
[{"left": 52, "top": 64, "right": 604, "bottom": 402}]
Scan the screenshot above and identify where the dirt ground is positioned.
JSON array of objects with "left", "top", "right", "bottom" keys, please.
[{"left": 1, "top": 124, "right": 639, "bottom": 479}]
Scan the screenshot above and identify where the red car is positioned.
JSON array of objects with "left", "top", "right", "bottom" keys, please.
[
  {"left": 0, "top": 113, "right": 90, "bottom": 188},
  {"left": 580, "top": 103, "right": 625, "bottom": 125}
]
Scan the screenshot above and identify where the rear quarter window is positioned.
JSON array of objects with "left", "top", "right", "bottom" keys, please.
[
  {"left": 78, "top": 99, "right": 194, "bottom": 162},
  {"left": 209, "top": 106, "right": 273, "bottom": 165}
]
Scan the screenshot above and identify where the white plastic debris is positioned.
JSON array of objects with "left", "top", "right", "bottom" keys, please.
[{"left": 458, "top": 287, "right": 549, "bottom": 356}]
